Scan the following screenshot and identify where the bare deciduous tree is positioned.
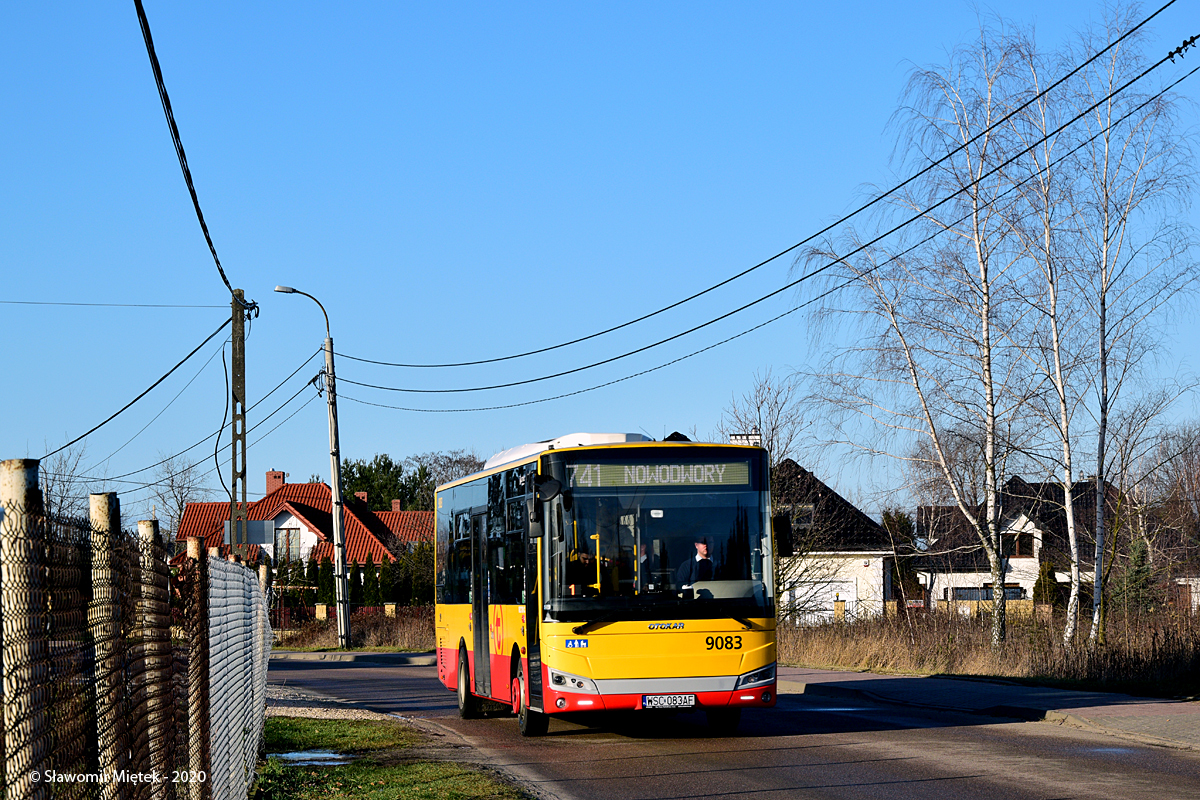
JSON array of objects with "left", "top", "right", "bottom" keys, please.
[
  {"left": 1064, "top": 7, "right": 1197, "bottom": 643},
  {"left": 147, "top": 453, "right": 213, "bottom": 546},
  {"left": 714, "top": 368, "right": 807, "bottom": 469},
  {"left": 40, "top": 441, "right": 92, "bottom": 519},
  {"left": 803, "top": 22, "right": 1036, "bottom": 646}
]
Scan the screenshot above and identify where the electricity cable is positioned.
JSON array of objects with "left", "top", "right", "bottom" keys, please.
[
  {"left": 84, "top": 334, "right": 227, "bottom": 474},
  {"left": 43, "top": 319, "right": 230, "bottom": 459},
  {"left": 339, "top": 45, "right": 1193, "bottom": 397},
  {"left": 339, "top": 60, "right": 1199, "bottom": 413},
  {"left": 334, "top": 0, "right": 1179, "bottom": 371},
  {"left": 1, "top": 300, "right": 225, "bottom": 308},
  {"left": 94, "top": 378, "right": 322, "bottom": 497},
  {"left": 132, "top": 0, "right": 254, "bottom": 312},
  {"left": 45, "top": 347, "right": 321, "bottom": 485}
]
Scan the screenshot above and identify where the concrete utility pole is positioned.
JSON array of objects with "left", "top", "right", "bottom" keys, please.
[
  {"left": 230, "top": 288, "right": 250, "bottom": 560},
  {"left": 275, "top": 285, "right": 351, "bottom": 648}
]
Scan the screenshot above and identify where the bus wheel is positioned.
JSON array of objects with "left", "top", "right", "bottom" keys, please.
[
  {"left": 516, "top": 661, "right": 548, "bottom": 737},
  {"left": 457, "top": 649, "right": 480, "bottom": 719},
  {"left": 705, "top": 707, "right": 741, "bottom": 734}
]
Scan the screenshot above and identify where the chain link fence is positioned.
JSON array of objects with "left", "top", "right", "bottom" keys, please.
[
  {"left": 206, "top": 558, "right": 268, "bottom": 800},
  {"left": 0, "top": 460, "right": 271, "bottom": 800}
]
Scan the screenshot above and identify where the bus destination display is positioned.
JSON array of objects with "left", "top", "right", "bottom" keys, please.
[{"left": 567, "top": 462, "right": 750, "bottom": 489}]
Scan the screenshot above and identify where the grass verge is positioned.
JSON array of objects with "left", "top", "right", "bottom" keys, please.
[{"left": 256, "top": 717, "right": 529, "bottom": 800}]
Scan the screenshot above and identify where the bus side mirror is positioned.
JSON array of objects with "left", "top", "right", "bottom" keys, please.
[
  {"left": 773, "top": 514, "right": 794, "bottom": 557},
  {"left": 528, "top": 494, "right": 542, "bottom": 524}
]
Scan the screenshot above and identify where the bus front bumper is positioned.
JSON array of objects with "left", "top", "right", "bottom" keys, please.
[{"left": 542, "top": 681, "right": 777, "bottom": 714}]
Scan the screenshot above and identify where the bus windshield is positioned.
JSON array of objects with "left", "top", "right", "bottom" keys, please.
[{"left": 543, "top": 450, "right": 773, "bottom": 622}]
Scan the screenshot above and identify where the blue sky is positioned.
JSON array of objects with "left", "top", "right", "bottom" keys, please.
[{"left": 3, "top": 1, "right": 1196, "bottom": 515}]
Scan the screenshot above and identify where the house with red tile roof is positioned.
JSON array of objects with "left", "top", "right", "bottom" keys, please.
[{"left": 174, "top": 469, "right": 432, "bottom": 565}]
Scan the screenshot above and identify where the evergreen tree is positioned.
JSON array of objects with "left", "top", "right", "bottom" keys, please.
[
  {"left": 318, "top": 556, "right": 334, "bottom": 605},
  {"left": 1122, "top": 538, "right": 1152, "bottom": 612},
  {"left": 395, "top": 549, "right": 414, "bottom": 607},
  {"left": 409, "top": 542, "right": 435, "bottom": 605},
  {"left": 306, "top": 554, "right": 319, "bottom": 591},
  {"left": 349, "top": 559, "right": 364, "bottom": 606},
  {"left": 364, "top": 552, "right": 381, "bottom": 607},
  {"left": 1033, "top": 561, "right": 1062, "bottom": 607},
  {"left": 379, "top": 556, "right": 394, "bottom": 604}
]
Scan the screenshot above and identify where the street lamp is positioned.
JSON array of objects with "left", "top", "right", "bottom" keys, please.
[{"left": 275, "top": 285, "right": 351, "bottom": 649}]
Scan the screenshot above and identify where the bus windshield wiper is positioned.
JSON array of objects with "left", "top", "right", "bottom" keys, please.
[
  {"left": 732, "top": 617, "right": 753, "bottom": 630},
  {"left": 572, "top": 612, "right": 622, "bottom": 635}
]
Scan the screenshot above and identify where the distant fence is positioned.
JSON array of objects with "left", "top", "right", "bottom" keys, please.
[{"left": 0, "top": 459, "right": 270, "bottom": 800}]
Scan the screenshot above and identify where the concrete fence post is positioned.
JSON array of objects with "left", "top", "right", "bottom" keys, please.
[
  {"left": 186, "top": 537, "right": 211, "bottom": 800},
  {"left": 89, "top": 492, "right": 127, "bottom": 800},
  {"left": 139, "top": 520, "right": 171, "bottom": 800},
  {"left": 0, "top": 459, "right": 50, "bottom": 800}
]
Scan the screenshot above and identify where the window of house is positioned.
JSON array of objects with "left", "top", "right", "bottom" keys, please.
[
  {"left": 275, "top": 528, "right": 302, "bottom": 563},
  {"left": 953, "top": 584, "right": 1023, "bottom": 601}
]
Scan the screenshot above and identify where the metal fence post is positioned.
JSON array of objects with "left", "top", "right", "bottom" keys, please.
[
  {"left": 0, "top": 459, "right": 50, "bottom": 800},
  {"left": 89, "top": 492, "right": 127, "bottom": 800},
  {"left": 138, "top": 521, "right": 171, "bottom": 800},
  {"left": 185, "top": 538, "right": 211, "bottom": 800}
]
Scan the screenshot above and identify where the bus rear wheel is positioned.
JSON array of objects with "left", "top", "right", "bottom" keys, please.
[
  {"left": 457, "top": 649, "right": 480, "bottom": 719},
  {"left": 706, "top": 707, "right": 741, "bottom": 734},
  {"left": 516, "top": 661, "right": 548, "bottom": 737}
]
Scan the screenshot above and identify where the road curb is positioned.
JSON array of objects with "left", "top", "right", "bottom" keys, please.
[
  {"left": 270, "top": 651, "right": 437, "bottom": 666},
  {"left": 779, "top": 679, "right": 1196, "bottom": 752}
]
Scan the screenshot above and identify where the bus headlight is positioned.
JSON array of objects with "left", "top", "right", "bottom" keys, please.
[
  {"left": 735, "top": 663, "right": 776, "bottom": 689},
  {"left": 549, "top": 669, "right": 599, "bottom": 694}
]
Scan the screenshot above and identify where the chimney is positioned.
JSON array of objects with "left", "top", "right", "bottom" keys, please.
[
  {"left": 266, "top": 470, "right": 286, "bottom": 495},
  {"left": 355, "top": 491, "right": 368, "bottom": 505},
  {"left": 392, "top": 499, "right": 403, "bottom": 513}
]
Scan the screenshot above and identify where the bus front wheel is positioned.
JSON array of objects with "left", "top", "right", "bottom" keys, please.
[
  {"left": 516, "top": 661, "right": 548, "bottom": 737},
  {"left": 457, "top": 649, "right": 480, "bottom": 719}
]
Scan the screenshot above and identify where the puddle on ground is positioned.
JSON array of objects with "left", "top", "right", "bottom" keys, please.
[
  {"left": 274, "top": 750, "right": 353, "bottom": 766},
  {"left": 807, "top": 707, "right": 873, "bottom": 713}
]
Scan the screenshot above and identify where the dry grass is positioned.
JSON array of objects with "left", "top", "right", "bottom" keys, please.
[
  {"left": 778, "top": 608, "right": 1200, "bottom": 698},
  {"left": 276, "top": 606, "right": 434, "bottom": 651}
]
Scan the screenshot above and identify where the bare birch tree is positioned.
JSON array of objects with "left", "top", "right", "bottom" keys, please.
[
  {"left": 1003, "top": 30, "right": 1095, "bottom": 645},
  {"left": 1063, "top": 7, "right": 1197, "bottom": 643},
  {"left": 803, "top": 22, "right": 1035, "bottom": 645}
]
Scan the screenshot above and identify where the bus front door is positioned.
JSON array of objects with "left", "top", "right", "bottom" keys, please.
[{"left": 470, "top": 512, "right": 491, "bottom": 697}]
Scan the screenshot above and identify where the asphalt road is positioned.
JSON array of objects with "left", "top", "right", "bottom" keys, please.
[{"left": 267, "top": 661, "right": 1200, "bottom": 800}]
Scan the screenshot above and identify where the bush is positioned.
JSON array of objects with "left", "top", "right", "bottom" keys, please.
[
  {"left": 776, "top": 607, "right": 1200, "bottom": 697},
  {"left": 275, "top": 605, "right": 435, "bottom": 650}
]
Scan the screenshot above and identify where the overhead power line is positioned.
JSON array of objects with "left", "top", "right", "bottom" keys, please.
[
  {"left": 43, "top": 319, "right": 231, "bottom": 459},
  {"left": 1, "top": 300, "right": 225, "bottom": 308},
  {"left": 338, "top": 58, "right": 1199, "bottom": 413},
  {"left": 44, "top": 347, "right": 322, "bottom": 485},
  {"left": 70, "top": 374, "right": 322, "bottom": 499},
  {"left": 85, "top": 334, "right": 228, "bottom": 474},
  {"left": 132, "top": 0, "right": 254, "bottom": 312},
  {"left": 335, "top": 0, "right": 1179, "bottom": 372},
  {"left": 338, "top": 44, "right": 1195, "bottom": 398}
]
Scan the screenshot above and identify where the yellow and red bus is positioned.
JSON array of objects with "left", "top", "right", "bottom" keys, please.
[{"left": 434, "top": 433, "right": 785, "bottom": 736}]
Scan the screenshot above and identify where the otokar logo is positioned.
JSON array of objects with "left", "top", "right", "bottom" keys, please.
[{"left": 647, "top": 623, "right": 684, "bottom": 630}]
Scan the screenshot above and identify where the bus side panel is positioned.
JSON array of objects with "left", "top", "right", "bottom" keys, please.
[
  {"left": 486, "top": 602, "right": 525, "bottom": 705},
  {"left": 436, "top": 602, "right": 472, "bottom": 691}
]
